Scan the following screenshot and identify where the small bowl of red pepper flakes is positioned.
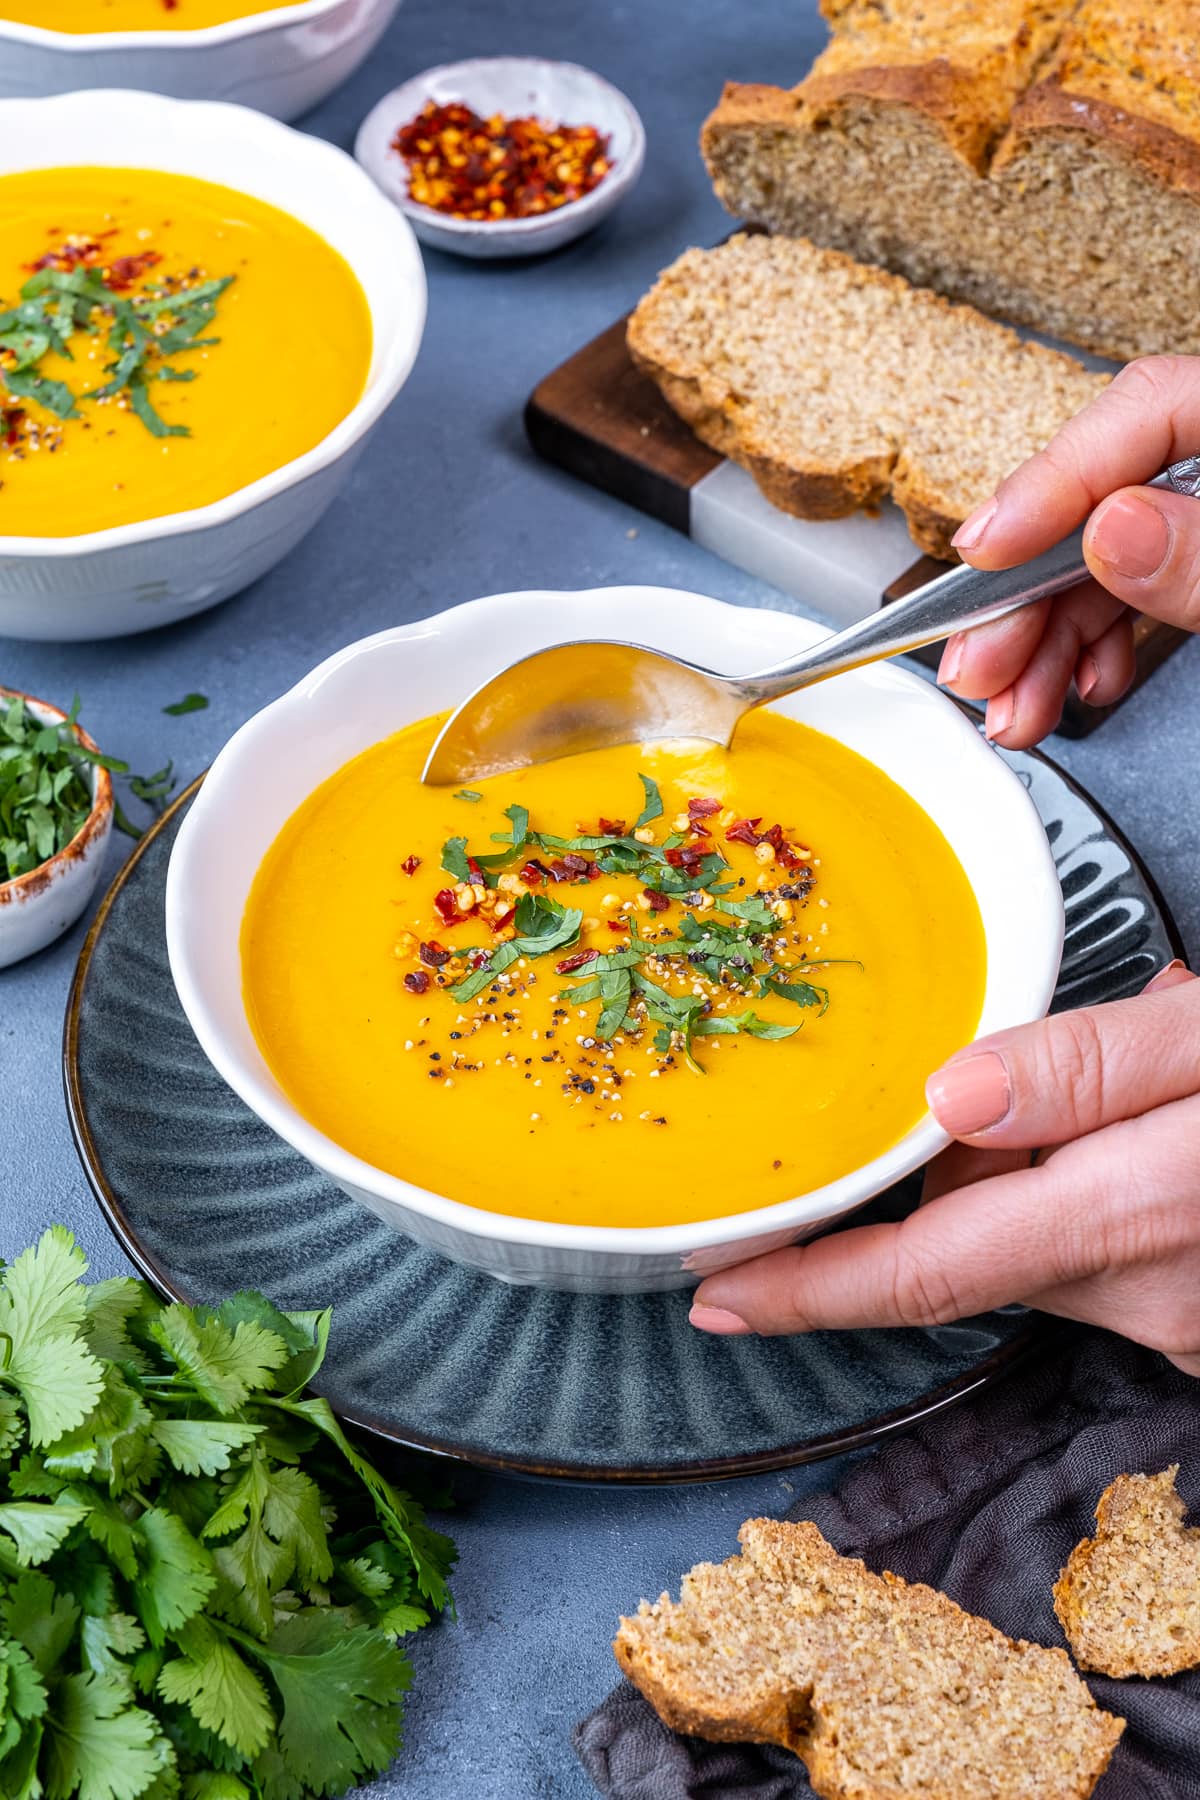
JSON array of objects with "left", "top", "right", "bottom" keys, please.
[{"left": 354, "top": 56, "right": 646, "bottom": 259}]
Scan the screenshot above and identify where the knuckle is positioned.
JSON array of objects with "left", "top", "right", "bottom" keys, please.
[
  {"left": 1024, "top": 1008, "right": 1110, "bottom": 1134},
  {"left": 887, "top": 1235, "right": 965, "bottom": 1328}
]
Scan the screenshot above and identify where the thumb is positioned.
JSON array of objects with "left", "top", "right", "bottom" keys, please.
[{"left": 1084, "top": 484, "right": 1200, "bottom": 629}]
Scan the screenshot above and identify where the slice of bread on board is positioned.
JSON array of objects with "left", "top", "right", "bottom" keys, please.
[
  {"left": 616, "top": 1518, "right": 1124, "bottom": 1800},
  {"left": 627, "top": 232, "right": 1107, "bottom": 558},
  {"left": 701, "top": 0, "right": 1200, "bottom": 362},
  {"left": 1055, "top": 1466, "right": 1200, "bottom": 1678}
]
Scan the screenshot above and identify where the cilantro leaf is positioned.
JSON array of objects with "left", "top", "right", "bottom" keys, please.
[
  {"left": 451, "top": 789, "right": 482, "bottom": 803},
  {"left": 161, "top": 695, "right": 208, "bottom": 717},
  {"left": 157, "top": 1618, "right": 273, "bottom": 1761},
  {"left": 765, "top": 972, "right": 831, "bottom": 1013},
  {"left": 131, "top": 1509, "right": 216, "bottom": 1648},
  {"left": 246, "top": 1613, "right": 408, "bottom": 1796},
  {"left": 0, "top": 1501, "right": 89, "bottom": 1567},
  {"left": 451, "top": 896, "right": 583, "bottom": 1003},
  {"left": 148, "top": 1311, "right": 288, "bottom": 1416},
  {"left": 439, "top": 837, "right": 472, "bottom": 883},
  {"left": 3, "top": 1571, "right": 79, "bottom": 1674},
  {"left": 42, "top": 1671, "right": 161, "bottom": 1800},
  {"left": 693, "top": 1011, "right": 801, "bottom": 1041},
  {"left": 150, "top": 1422, "right": 262, "bottom": 1479},
  {"left": 633, "top": 774, "right": 663, "bottom": 829}
]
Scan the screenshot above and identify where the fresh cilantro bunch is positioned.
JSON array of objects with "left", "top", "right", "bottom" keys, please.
[{"left": 0, "top": 1229, "right": 455, "bottom": 1800}]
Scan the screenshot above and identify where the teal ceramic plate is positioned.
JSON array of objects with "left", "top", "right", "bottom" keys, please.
[{"left": 64, "top": 748, "right": 1180, "bottom": 1483}]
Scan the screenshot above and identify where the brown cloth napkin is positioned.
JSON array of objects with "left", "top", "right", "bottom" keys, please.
[{"left": 575, "top": 1331, "right": 1200, "bottom": 1799}]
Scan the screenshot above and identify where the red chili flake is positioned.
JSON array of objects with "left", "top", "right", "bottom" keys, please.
[
  {"left": 403, "top": 970, "right": 430, "bottom": 995},
  {"left": 598, "top": 817, "right": 626, "bottom": 836},
  {"left": 106, "top": 251, "right": 163, "bottom": 291},
  {"left": 725, "top": 817, "right": 763, "bottom": 847},
  {"left": 401, "top": 855, "right": 422, "bottom": 876},
  {"left": 643, "top": 888, "right": 670, "bottom": 913},
  {"left": 468, "top": 950, "right": 490, "bottom": 969},
  {"left": 606, "top": 920, "right": 628, "bottom": 933},
  {"left": 689, "top": 822, "right": 712, "bottom": 838},
  {"left": 556, "top": 949, "right": 598, "bottom": 974},
  {"left": 467, "top": 856, "right": 485, "bottom": 882},
  {"left": 418, "top": 940, "right": 451, "bottom": 968},
  {"left": 560, "top": 853, "right": 591, "bottom": 876},
  {"left": 520, "top": 860, "right": 547, "bottom": 885},
  {"left": 1, "top": 407, "right": 24, "bottom": 448},
  {"left": 490, "top": 911, "right": 513, "bottom": 932},
  {"left": 391, "top": 100, "right": 611, "bottom": 224},
  {"left": 759, "top": 823, "right": 785, "bottom": 850},
  {"left": 687, "top": 797, "right": 721, "bottom": 817},
  {"left": 433, "top": 888, "right": 460, "bottom": 925}
]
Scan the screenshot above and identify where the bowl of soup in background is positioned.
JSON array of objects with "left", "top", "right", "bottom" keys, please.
[
  {"left": 0, "top": 0, "right": 401, "bottom": 122},
  {"left": 0, "top": 88, "right": 425, "bottom": 641},
  {"left": 166, "top": 586, "right": 1065, "bottom": 1294}
]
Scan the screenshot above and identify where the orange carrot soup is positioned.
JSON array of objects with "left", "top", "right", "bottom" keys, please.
[
  {"left": 0, "top": 167, "right": 371, "bottom": 536},
  {"left": 241, "top": 711, "right": 987, "bottom": 1228}
]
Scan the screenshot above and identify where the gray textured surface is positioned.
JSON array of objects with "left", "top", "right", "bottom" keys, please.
[{"left": 1, "top": 1, "right": 1198, "bottom": 1795}]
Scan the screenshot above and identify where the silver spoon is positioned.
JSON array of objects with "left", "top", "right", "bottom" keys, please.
[{"left": 423, "top": 457, "right": 1200, "bottom": 785}]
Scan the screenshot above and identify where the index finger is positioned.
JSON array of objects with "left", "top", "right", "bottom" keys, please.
[
  {"left": 952, "top": 356, "right": 1200, "bottom": 569},
  {"left": 925, "top": 975, "right": 1199, "bottom": 1150}
]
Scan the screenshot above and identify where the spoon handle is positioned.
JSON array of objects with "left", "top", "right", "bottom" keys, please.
[{"left": 742, "top": 456, "right": 1200, "bottom": 699}]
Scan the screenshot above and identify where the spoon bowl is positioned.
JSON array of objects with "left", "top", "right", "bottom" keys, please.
[{"left": 423, "top": 458, "right": 1200, "bottom": 786}]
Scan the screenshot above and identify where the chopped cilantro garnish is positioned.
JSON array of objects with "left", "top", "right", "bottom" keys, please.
[
  {"left": 162, "top": 693, "right": 208, "bottom": 716},
  {"left": 633, "top": 773, "right": 663, "bottom": 829},
  {"left": 0, "top": 263, "right": 234, "bottom": 440},
  {"left": 430, "top": 781, "right": 859, "bottom": 1070},
  {"left": 452, "top": 789, "right": 482, "bottom": 803}
]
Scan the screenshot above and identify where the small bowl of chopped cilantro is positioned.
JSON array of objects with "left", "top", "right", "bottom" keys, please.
[{"left": 0, "top": 686, "right": 114, "bottom": 967}]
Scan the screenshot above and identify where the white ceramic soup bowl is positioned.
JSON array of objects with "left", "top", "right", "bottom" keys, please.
[
  {"left": 0, "top": 688, "right": 113, "bottom": 969},
  {"left": 0, "top": 0, "right": 401, "bottom": 122},
  {"left": 0, "top": 89, "right": 425, "bottom": 643},
  {"left": 166, "top": 586, "right": 1065, "bottom": 1294}
]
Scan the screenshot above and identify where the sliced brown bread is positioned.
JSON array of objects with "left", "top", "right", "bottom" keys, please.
[
  {"left": 616, "top": 1519, "right": 1124, "bottom": 1800},
  {"left": 701, "top": 1, "right": 1200, "bottom": 361},
  {"left": 1054, "top": 1466, "right": 1200, "bottom": 1678},
  {"left": 626, "top": 233, "right": 1107, "bottom": 557}
]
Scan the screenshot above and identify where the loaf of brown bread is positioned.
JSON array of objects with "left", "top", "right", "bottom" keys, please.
[
  {"left": 1054, "top": 1466, "right": 1200, "bottom": 1678},
  {"left": 615, "top": 1518, "right": 1125, "bottom": 1800},
  {"left": 702, "top": 0, "right": 1200, "bottom": 362},
  {"left": 627, "top": 232, "right": 1107, "bottom": 557}
]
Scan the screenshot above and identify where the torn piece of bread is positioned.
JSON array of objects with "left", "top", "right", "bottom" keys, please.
[
  {"left": 701, "top": 0, "right": 1200, "bottom": 362},
  {"left": 627, "top": 233, "right": 1108, "bottom": 558},
  {"left": 615, "top": 1518, "right": 1124, "bottom": 1800},
  {"left": 1054, "top": 1466, "right": 1200, "bottom": 1678}
]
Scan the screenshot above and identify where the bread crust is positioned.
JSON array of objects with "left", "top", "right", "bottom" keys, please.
[
  {"left": 1054, "top": 1468, "right": 1200, "bottom": 1678},
  {"left": 998, "top": 77, "right": 1200, "bottom": 196},
  {"left": 616, "top": 1518, "right": 1125, "bottom": 1800}
]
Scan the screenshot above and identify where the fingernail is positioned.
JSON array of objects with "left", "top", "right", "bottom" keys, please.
[
  {"left": 689, "top": 1303, "right": 752, "bottom": 1335},
  {"left": 985, "top": 688, "right": 1015, "bottom": 740},
  {"left": 938, "top": 633, "right": 965, "bottom": 686},
  {"left": 1143, "top": 959, "right": 1190, "bottom": 994},
  {"left": 926, "top": 1050, "right": 1012, "bottom": 1136},
  {"left": 951, "top": 496, "right": 999, "bottom": 553},
  {"left": 1077, "top": 653, "right": 1100, "bottom": 700},
  {"left": 1088, "top": 494, "right": 1170, "bottom": 580}
]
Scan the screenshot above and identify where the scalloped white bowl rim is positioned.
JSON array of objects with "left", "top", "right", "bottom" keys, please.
[
  {"left": 0, "top": 0, "right": 343, "bottom": 49},
  {"left": 0, "top": 88, "right": 425, "bottom": 558},
  {"left": 166, "top": 586, "right": 1066, "bottom": 1265}
]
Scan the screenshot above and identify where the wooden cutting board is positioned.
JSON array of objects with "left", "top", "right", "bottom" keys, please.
[{"left": 526, "top": 315, "right": 1187, "bottom": 738}]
